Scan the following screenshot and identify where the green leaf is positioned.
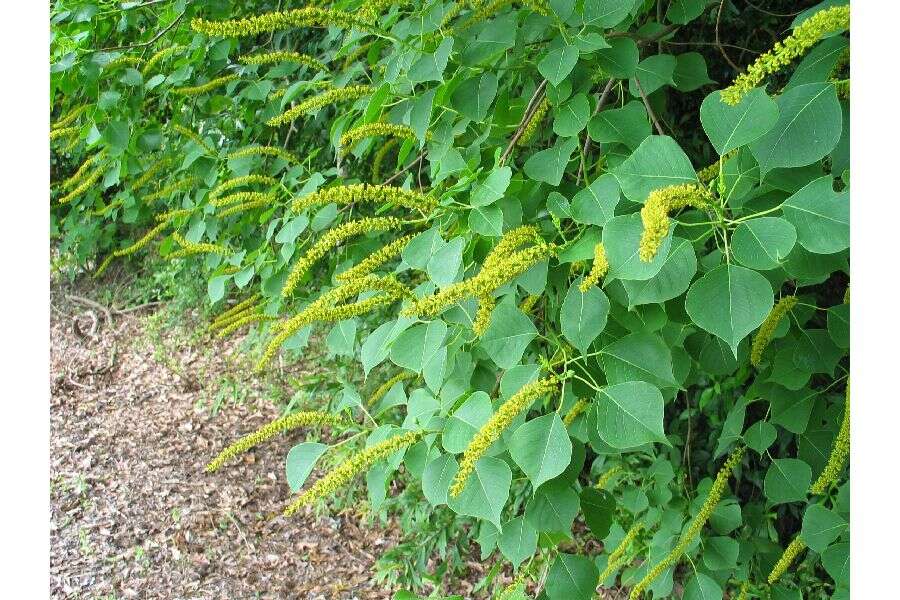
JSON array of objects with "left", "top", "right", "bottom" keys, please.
[
  {"left": 427, "top": 236, "right": 464, "bottom": 287},
  {"left": 599, "top": 332, "right": 677, "bottom": 388},
  {"left": 498, "top": 516, "right": 538, "bottom": 569},
  {"left": 525, "top": 479, "right": 579, "bottom": 533},
  {"left": 782, "top": 176, "right": 849, "bottom": 254},
  {"left": 673, "top": 52, "right": 714, "bottom": 91},
  {"left": 447, "top": 456, "right": 511, "bottom": 528},
  {"left": 408, "top": 37, "right": 453, "bottom": 83},
  {"left": 596, "top": 38, "right": 639, "bottom": 79},
  {"left": 603, "top": 213, "right": 673, "bottom": 281},
  {"left": 622, "top": 237, "right": 697, "bottom": 306},
  {"left": 667, "top": 0, "right": 708, "bottom": 24},
  {"left": 538, "top": 45, "right": 580, "bottom": 87},
  {"left": 510, "top": 413, "right": 572, "bottom": 490},
  {"left": 423, "top": 453, "right": 458, "bottom": 506},
  {"left": 325, "top": 319, "right": 356, "bottom": 356},
  {"left": 469, "top": 205, "right": 504, "bottom": 236},
  {"left": 744, "top": 421, "right": 777, "bottom": 454},
  {"left": 480, "top": 297, "right": 538, "bottom": 368},
  {"left": 822, "top": 542, "right": 850, "bottom": 586},
  {"left": 286, "top": 442, "right": 328, "bottom": 492},
  {"left": 443, "top": 391, "right": 493, "bottom": 454},
  {"left": 595, "top": 382, "right": 669, "bottom": 448},
  {"left": 801, "top": 504, "right": 848, "bottom": 552},
  {"left": 560, "top": 280, "right": 610, "bottom": 352},
  {"left": 451, "top": 72, "right": 498, "bottom": 121},
  {"left": 685, "top": 264, "right": 774, "bottom": 355},
  {"left": 587, "top": 101, "right": 651, "bottom": 150},
  {"left": 470, "top": 166, "right": 512, "bottom": 207},
  {"left": 579, "top": 488, "right": 615, "bottom": 539},
  {"left": 583, "top": 0, "right": 632, "bottom": 27},
  {"left": 683, "top": 573, "right": 723, "bottom": 600},
  {"left": 553, "top": 93, "right": 591, "bottom": 137},
  {"left": 102, "top": 120, "right": 130, "bottom": 151},
  {"left": 700, "top": 88, "right": 779, "bottom": 155},
  {"left": 546, "top": 553, "right": 599, "bottom": 600},
  {"left": 764, "top": 458, "right": 812, "bottom": 505},
  {"left": 732, "top": 217, "right": 797, "bottom": 270},
  {"left": 613, "top": 135, "right": 698, "bottom": 203},
  {"left": 749, "top": 83, "right": 842, "bottom": 176},
  {"left": 827, "top": 303, "right": 850, "bottom": 349},
  {"left": 702, "top": 536, "right": 739, "bottom": 571},
  {"left": 570, "top": 174, "right": 620, "bottom": 226},
  {"left": 390, "top": 320, "right": 447, "bottom": 373},
  {"left": 402, "top": 227, "right": 443, "bottom": 269},
  {"left": 628, "top": 54, "right": 676, "bottom": 96},
  {"left": 524, "top": 137, "right": 579, "bottom": 186}
]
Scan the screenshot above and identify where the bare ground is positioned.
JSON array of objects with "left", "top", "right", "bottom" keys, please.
[{"left": 49, "top": 286, "right": 403, "bottom": 600}]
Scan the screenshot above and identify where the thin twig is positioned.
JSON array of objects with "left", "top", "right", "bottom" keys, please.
[
  {"left": 383, "top": 151, "right": 426, "bottom": 185},
  {"left": 576, "top": 78, "right": 616, "bottom": 185},
  {"left": 633, "top": 78, "right": 664, "bottom": 136},
  {"left": 99, "top": 10, "right": 186, "bottom": 51},
  {"left": 716, "top": 0, "right": 741, "bottom": 72},
  {"left": 499, "top": 79, "right": 548, "bottom": 166}
]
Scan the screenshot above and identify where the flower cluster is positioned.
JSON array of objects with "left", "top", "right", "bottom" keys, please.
[
  {"left": 212, "top": 191, "right": 276, "bottom": 209},
  {"left": 750, "top": 295, "right": 798, "bottom": 367},
  {"left": 51, "top": 104, "right": 90, "bottom": 132},
  {"left": 335, "top": 234, "right": 413, "bottom": 283},
  {"left": 810, "top": 381, "right": 850, "bottom": 494},
  {"left": 595, "top": 465, "right": 622, "bottom": 490},
  {"left": 639, "top": 184, "right": 712, "bottom": 262},
  {"left": 103, "top": 55, "right": 144, "bottom": 71},
  {"left": 282, "top": 217, "right": 404, "bottom": 297},
  {"left": 292, "top": 183, "right": 437, "bottom": 214},
  {"left": 257, "top": 275, "right": 409, "bottom": 370},
  {"left": 472, "top": 294, "right": 496, "bottom": 337},
  {"left": 579, "top": 242, "right": 609, "bottom": 292},
  {"left": 519, "top": 294, "right": 540, "bottom": 313},
  {"left": 50, "top": 125, "right": 79, "bottom": 141},
  {"left": 217, "top": 312, "right": 277, "bottom": 337},
  {"left": 209, "top": 175, "right": 279, "bottom": 203},
  {"left": 239, "top": 51, "right": 327, "bottom": 71},
  {"left": 368, "top": 371, "right": 416, "bottom": 406},
  {"left": 206, "top": 411, "right": 348, "bottom": 473},
  {"left": 563, "top": 399, "right": 589, "bottom": 426},
  {"left": 267, "top": 85, "right": 375, "bottom": 126},
  {"left": 449, "top": 375, "right": 559, "bottom": 498},
  {"left": 629, "top": 446, "right": 745, "bottom": 599},
  {"left": 209, "top": 293, "right": 261, "bottom": 330},
  {"left": 142, "top": 45, "right": 183, "bottom": 76},
  {"left": 132, "top": 158, "right": 171, "bottom": 191},
  {"left": 191, "top": 8, "right": 373, "bottom": 38},
  {"left": 226, "top": 145, "right": 297, "bottom": 164},
  {"left": 517, "top": 97, "right": 549, "bottom": 146},
  {"left": 168, "top": 232, "right": 229, "bottom": 259},
  {"left": 174, "top": 74, "right": 239, "bottom": 96},
  {"left": 154, "top": 208, "right": 194, "bottom": 223},
  {"left": 767, "top": 537, "right": 807, "bottom": 584},
  {"left": 144, "top": 176, "right": 199, "bottom": 203},
  {"left": 696, "top": 150, "right": 736, "bottom": 184},
  {"left": 338, "top": 122, "right": 420, "bottom": 155},
  {"left": 172, "top": 123, "right": 214, "bottom": 155},
  {"left": 57, "top": 165, "right": 105, "bottom": 205},
  {"left": 60, "top": 152, "right": 105, "bottom": 191},
  {"left": 94, "top": 219, "right": 171, "bottom": 277},
  {"left": 598, "top": 522, "right": 643, "bottom": 581},
  {"left": 721, "top": 5, "right": 850, "bottom": 105}
]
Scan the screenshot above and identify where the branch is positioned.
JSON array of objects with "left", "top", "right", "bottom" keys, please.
[
  {"left": 99, "top": 10, "right": 185, "bottom": 51},
  {"left": 576, "top": 77, "right": 617, "bottom": 185},
  {"left": 499, "top": 79, "right": 548, "bottom": 167},
  {"left": 633, "top": 77, "right": 665, "bottom": 136}
]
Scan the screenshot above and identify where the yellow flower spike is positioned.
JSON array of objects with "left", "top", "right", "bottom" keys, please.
[
  {"left": 283, "top": 430, "right": 423, "bottom": 516},
  {"left": 810, "top": 381, "right": 850, "bottom": 494},
  {"left": 736, "top": 581, "right": 750, "bottom": 600},
  {"left": 94, "top": 220, "right": 172, "bottom": 278},
  {"left": 517, "top": 97, "right": 550, "bottom": 146},
  {"left": 368, "top": 371, "right": 416, "bottom": 406},
  {"left": 598, "top": 522, "right": 643, "bottom": 581},
  {"left": 629, "top": 446, "right": 745, "bottom": 599},
  {"left": 174, "top": 74, "right": 239, "bottom": 96},
  {"left": 211, "top": 191, "right": 276, "bottom": 209},
  {"left": 767, "top": 537, "right": 807, "bottom": 584},
  {"left": 342, "top": 41, "right": 375, "bottom": 70},
  {"left": 339, "top": 122, "right": 421, "bottom": 156},
  {"left": 210, "top": 293, "right": 261, "bottom": 327},
  {"left": 239, "top": 51, "right": 327, "bottom": 71},
  {"left": 843, "top": 285, "right": 850, "bottom": 304},
  {"left": 61, "top": 152, "right": 105, "bottom": 191},
  {"left": 267, "top": 85, "right": 375, "bottom": 127},
  {"left": 696, "top": 150, "right": 736, "bottom": 184},
  {"left": 57, "top": 166, "right": 105, "bottom": 205},
  {"left": 226, "top": 145, "right": 297, "bottom": 164},
  {"left": 292, "top": 183, "right": 437, "bottom": 214},
  {"left": 144, "top": 177, "right": 199, "bottom": 203},
  {"left": 50, "top": 126, "right": 79, "bottom": 141},
  {"left": 154, "top": 208, "right": 194, "bottom": 223},
  {"left": 639, "top": 184, "right": 713, "bottom": 262},
  {"left": 217, "top": 196, "right": 275, "bottom": 218},
  {"left": 449, "top": 376, "right": 559, "bottom": 498},
  {"left": 217, "top": 312, "right": 276, "bottom": 338},
  {"left": 282, "top": 217, "right": 404, "bottom": 297},
  {"left": 132, "top": 158, "right": 171, "bottom": 191},
  {"left": 335, "top": 234, "right": 414, "bottom": 283},
  {"left": 172, "top": 124, "right": 215, "bottom": 155},
  {"left": 191, "top": 8, "right": 375, "bottom": 38},
  {"left": 102, "top": 55, "right": 144, "bottom": 72},
  {"left": 563, "top": 399, "right": 589, "bottom": 426},
  {"left": 580, "top": 242, "right": 609, "bottom": 292},
  {"left": 721, "top": 5, "right": 850, "bottom": 105},
  {"left": 206, "top": 411, "right": 348, "bottom": 473},
  {"left": 208, "top": 175, "right": 279, "bottom": 203},
  {"left": 472, "top": 294, "right": 496, "bottom": 338},
  {"left": 750, "top": 296, "right": 798, "bottom": 367},
  {"left": 258, "top": 275, "right": 409, "bottom": 370},
  {"left": 142, "top": 45, "right": 183, "bottom": 76},
  {"left": 519, "top": 294, "right": 540, "bottom": 314},
  {"left": 595, "top": 465, "right": 622, "bottom": 490},
  {"left": 168, "top": 232, "right": 229, "bottom": 259},
  {"left": 210, "top": 306, "right": 258, "bottom": 333},
  {"left": 371, "top": 138, "right": 398, "bottom": 182},
  {"left": 51, "top": 104, "right": 90, "bottom": 131},
  {"left": 268, "top": 88, "right": 287, "bottom": 101}
]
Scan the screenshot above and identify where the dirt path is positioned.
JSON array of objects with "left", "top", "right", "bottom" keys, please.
[{"left": 49, "top": 293, "right": 400, "bottom": 599}]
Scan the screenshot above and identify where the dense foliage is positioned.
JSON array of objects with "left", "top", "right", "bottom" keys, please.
[{"left": 50, "top": 1, "right": 851, "bottom": 598}]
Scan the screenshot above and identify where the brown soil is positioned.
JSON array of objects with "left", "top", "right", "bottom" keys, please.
[{"left": 49, "top": 285, "right": 402, "bottom": 599}]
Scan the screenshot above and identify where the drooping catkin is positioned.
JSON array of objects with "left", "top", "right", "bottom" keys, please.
[
  {"left": 51, "top": 104, "right": 90, "bottom": 131},
  {"left": 281, "top": 217, "right": 404, "bottom": 297},
  {"left": 210, "top": 293, "right": 261, "bottom": 326},
  {"left": 142, "top": 45, "right": 183, "bottom": 76},
  {"left": 595, "top": 465, "right": 622, "bottom": 490},
  {"left": 629, "top": 447, "right": 745, "bottom": 599},
  {"left": 598, "top": 523, "right": 643, "bottom": 581},
  {"left": 371, "top": 138, "right": 399, "bottom": 182},
  {"left": 94, "top": 220, "right": 172, "bottom": 277},
  {"left": 579, "top": 242, "right": 609, "bottom": 291},
  {"left": 144, "top": 177, "right": 199, "bottom": 202},
  {"left": 172, "top": 124, "right": 215, "bottom": 155},
  {"left": 750, "top": 296, "right": 798, "bottom": 367},
  {"left": 457, "top": 0, "right": 550, "bottom": 31},
  {"left": 217, "top": 313, "right": 277, "bottom": 337},
  {"left": 562, "top": 399, "right": 589, "bottom": 426},
  {"left": 239, "top": 51, "right": 327, "bottom": 71},
  {"left": 267, "top": 85, "right": 375, "bottom": 127},
  {"left": 61, "top": 152, "right": 105, "bottom": 191},
  {"left": 517, "top": 97, "right": 549, "bottom": 146},
  {"left": 368, "top": 371, "right": 416, "bottom": 406},
  {"left": 696, "top": 150, "right": 736, "bottom": 184},
  {"left": 57, "top": 165, "right": 105, "bottom": 205},
  {"left": 50, "top": 126, "right": 79, "bottom": 141},
  {"left": 208, "top": 175, "right": 279, "bottom": 203},
  {"left": 767, "top": 537, "right": 807, "bottom": 584},
  {"left": 191, "top": 8, "right": 375, "bottom": 38},
  {"left": 226, "top": 145, "right": 297, "bottom": 163},
  {"left": 721, "top": 5, "right": 850, "bottom": 105},
  {"left": 810, "top": 382, "right": 850, "bottom": 494},
  {"left": 639, "top": 184, "right": 712, "bottom": 262},
  {"left": 293, "top": 183, "right": 436, "bottom": 214},
  {"left": 335, "top": 234, "right": 413, "bottom": 282},
  {"left": 103, "top": 55, "right": 144, "bottom": 71},
  {"left": 168, "top": 232, "right": 229, "bottom": 259},
  {"left": 174, "top": 74, "right": 239, "bottom": 96},
  {"left": 154, "top": 208, "right": 194, "bottom": 223},
  {"left": 449, "top": 376, "right": 559, "bottom": 498},
  {"left": 206, "top": 411, "right": 348, "bottom": 472},
  {"left": 339, "top": 122, "right": 420, "bottom": 155},
  {"left": 283, "top": 430, "right": 422, "bottom": 516},
  {"left": 472, "top": 294, "right": 496, "bottom": 337},
  {"left": 132, "top": 158, "right": 171, "bottom": 191},
  {"left": 212, "top": 191, "right": 276, "bottom": 209}
]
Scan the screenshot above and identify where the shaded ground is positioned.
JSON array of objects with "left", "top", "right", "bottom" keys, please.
[{"left": 49, "top": 284, "right": 402, "bottom": 599}]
